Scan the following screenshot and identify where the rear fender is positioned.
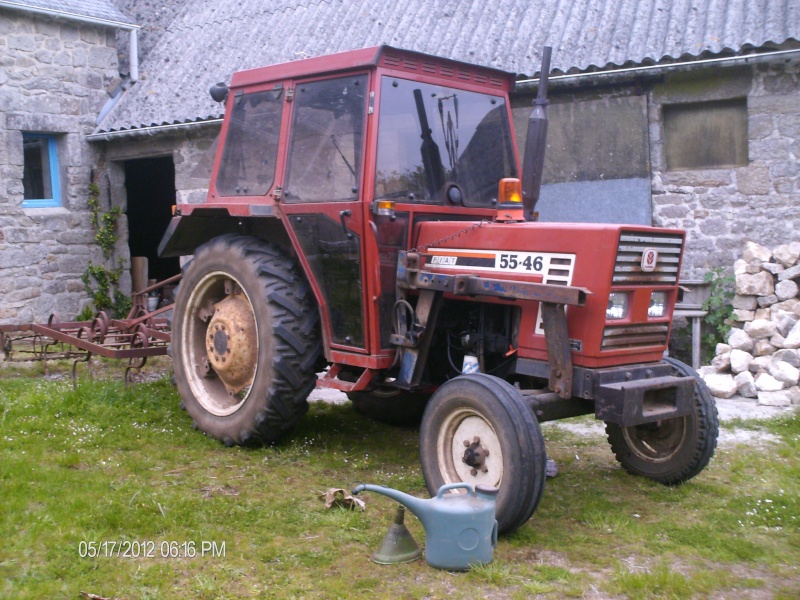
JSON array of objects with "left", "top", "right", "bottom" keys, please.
[{"left": 158, "top": 212, "right": 290, "bottom": 257}]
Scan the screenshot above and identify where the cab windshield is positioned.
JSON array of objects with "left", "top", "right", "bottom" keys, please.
[{"left": 375, "top": 76, "right": 517, "bottom": 207}]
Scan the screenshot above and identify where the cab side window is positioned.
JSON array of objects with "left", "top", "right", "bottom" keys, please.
[
  {"left": 284, "top": 75, "right": 367, "bottom": 202},
  {"left": 216, "top": 89, "right": 283, "bottom": 196}
]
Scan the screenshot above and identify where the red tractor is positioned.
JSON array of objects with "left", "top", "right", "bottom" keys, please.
[{"left": 159, "top": 46, "right": 718, "bottom": 534}]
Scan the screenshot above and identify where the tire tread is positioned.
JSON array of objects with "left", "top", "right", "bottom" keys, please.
[
  {"left": 172, "top": 235, "right": 321, "bottom": 445},
  {"left": 605, "top": 357, "right": 718, "bottom": 485}
]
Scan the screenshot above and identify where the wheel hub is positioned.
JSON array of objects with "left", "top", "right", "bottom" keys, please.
[
  {"left": 213, "top": 328, "right": 230, "bottom": 355},
  {"left": 440, "top": 411, "right": 503, "bottom": 487},
  {"left": 205, "top": 293, "right": 257, "bottom": 394},
  {"left": 462, "top": 436, "right": 490, "bottom": 476}
]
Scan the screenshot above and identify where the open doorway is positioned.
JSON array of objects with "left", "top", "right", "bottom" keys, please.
[{"left": 124, "top": 156, "right": 180, "bottom": 283}]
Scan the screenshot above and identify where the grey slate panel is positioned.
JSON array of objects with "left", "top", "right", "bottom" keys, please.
[
  {"left": 0, "top": 0, "right": 134, "bottom": 25},
  {"left": 96, "top": 0, "right": 800, "bottom": 134},
  {"left": 537, "top": 178, "right": 653, "bottom": 225}
]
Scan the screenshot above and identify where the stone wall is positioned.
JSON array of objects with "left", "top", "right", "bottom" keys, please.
[
  {"left": 701, "top": 241, "right": 800, "bottom": 407},
  {"left": 650, "top": 59, "right": 800, "bottom": 280},
  {"left": 0, "top": 9, "right": 124, "bottom": 323}
]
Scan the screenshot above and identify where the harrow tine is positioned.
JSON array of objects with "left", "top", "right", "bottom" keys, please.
[
  {"left": 72, "top": 353, "right": 92, "bottom": 390},
  {"left": 125, "top": 356, "right": 148, "bottom": 388}
]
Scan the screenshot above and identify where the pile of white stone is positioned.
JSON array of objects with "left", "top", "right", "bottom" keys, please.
[{"left": 700, "top": 241, "right": 800, "bottom": 407}]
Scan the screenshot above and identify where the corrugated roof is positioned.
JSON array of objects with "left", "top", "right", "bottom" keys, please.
[
  {"left": 96, "top": 0, "right": 800, "bottom": 134},
  {"left": 0, "top": 0, "right": 135, "bottom": 26}
]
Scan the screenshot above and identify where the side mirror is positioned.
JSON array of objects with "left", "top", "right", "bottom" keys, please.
[{"left": 209, "top": 82, "right": 229, "bottom": 103}]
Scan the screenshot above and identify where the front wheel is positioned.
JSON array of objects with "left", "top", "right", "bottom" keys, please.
[
  {"left": 605, "top": 357, "right": 719, "bottom": 484},
  {"left": 419, "top": 374, "right": 546, "bottom": 534}
]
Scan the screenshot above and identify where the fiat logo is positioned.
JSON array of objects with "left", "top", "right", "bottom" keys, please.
[{"left": 641, "top": 248, "right": 658, "bottom": 272}]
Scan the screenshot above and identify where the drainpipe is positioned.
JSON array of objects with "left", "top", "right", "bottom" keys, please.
[
  {"left": 96, "top": 82, "right": 125, "bottom": 126},
  {"left": 129, "top": 28, "right": 139, "bottom": 82}
]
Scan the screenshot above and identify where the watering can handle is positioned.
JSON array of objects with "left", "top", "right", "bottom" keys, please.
[
  {"left": 436, "top": 482, "right": 475, "bottom": 498},
  {"left": 491, "top": 520, "right": 498, "bottom": 547}
]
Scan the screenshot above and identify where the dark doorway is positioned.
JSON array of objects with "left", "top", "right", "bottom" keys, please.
[{"left": 124, "top": 157, "right": 180, "bottom": 282}]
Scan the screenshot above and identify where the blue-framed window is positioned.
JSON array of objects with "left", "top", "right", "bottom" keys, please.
[{"left": 22, "top": 133, "right": 61, "bottom": 208}]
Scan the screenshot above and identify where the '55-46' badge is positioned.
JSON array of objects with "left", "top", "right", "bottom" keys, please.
[{"left": 641, "top": 248, "right": 658, "bottom": 272}]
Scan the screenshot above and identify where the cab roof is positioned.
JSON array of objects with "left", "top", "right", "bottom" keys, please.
[{"left": 230, "top": 45, "right": 516, "bottom": 91}]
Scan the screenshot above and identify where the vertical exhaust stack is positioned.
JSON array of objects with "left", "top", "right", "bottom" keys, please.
[{"left": 521, "top": 46, "right": 552, "bottom": 222}]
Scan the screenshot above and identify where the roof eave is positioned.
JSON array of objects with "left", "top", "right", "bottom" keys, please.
[
  {"left": 517, "top": 45, "right": 800, "bottom": 89},
  {"left": 87, "top": 118, "right": 224, "bottom": 142},
  {"left": 0, "top": 0, "right": 139, "bottom": 29}
]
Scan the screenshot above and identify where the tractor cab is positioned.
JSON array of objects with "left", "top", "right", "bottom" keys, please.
[{"left": 166, "top": 46, "right": 523, "bottom": 365}]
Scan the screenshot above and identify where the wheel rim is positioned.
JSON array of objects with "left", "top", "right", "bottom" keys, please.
[
  {"left": 622, "top": 417, "right": 688, "bottom": 464},
  {"left": 181, "top": 271, "right": 258, "bottom": 416},
  {"left": 436, "top": 407, "right": 504, "bottom": 488}
]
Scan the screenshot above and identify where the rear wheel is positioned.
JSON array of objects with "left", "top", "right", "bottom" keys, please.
[
  {"left": 419, "top": 374, "right": 546, "bottom": 534},
  {"left": 605, "top": 357, "right": 718, "bottom": 484},
  {"left": 172, "top": 235, "right": 321, "bottom": 445},
  {"left": 348, "top": 386, "right": 430, "bottom": 426}
]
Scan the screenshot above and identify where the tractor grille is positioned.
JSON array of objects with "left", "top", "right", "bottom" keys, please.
[
  {"left": 612, "top": 233, "right": 683, "bottom": 285},
  {"left": 602, "top": 323, "right": 670, "bottom": 349}
]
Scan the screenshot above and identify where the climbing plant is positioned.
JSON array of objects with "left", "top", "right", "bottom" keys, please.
[
  {"left": 701, "top": 267, "right": 735, "bottom": 363},
  {"left": 81, "top": 182, "right": 131, "bottom": 319}
]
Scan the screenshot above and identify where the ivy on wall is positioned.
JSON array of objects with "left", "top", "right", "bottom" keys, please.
[{"left": 79, "top": 182, "right": 131, "bottom": 320}]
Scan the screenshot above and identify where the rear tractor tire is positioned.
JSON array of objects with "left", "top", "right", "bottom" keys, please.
[
  {"left": 171, "top": 235, "right": 321, "bottom": 445},
  {"left": 347, "top": 386, "right": 430, "bottom": 427},
  {"left": 605, "top": 357, "right": 719, "bottom": 485},
  {"left": 419, "top": 374, "right": 547, "bottom": 534}
]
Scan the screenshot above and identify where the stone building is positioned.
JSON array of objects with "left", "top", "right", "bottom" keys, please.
[
  {"left": 518, "top": 51, "right": 800, "bottom": 278},
  {"left": 0, "top": 0, "right": 136, "bottom": 323},
  {"left": 2, "top": 0, "right": 799, "bottom": 322}
]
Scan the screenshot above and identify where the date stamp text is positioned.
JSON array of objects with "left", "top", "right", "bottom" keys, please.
[{"left": 78, "top": 540, "right": 226, "bottom": 559}]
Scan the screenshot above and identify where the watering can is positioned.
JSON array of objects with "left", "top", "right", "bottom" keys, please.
[{"left": 352, "top": 482, "right": 499, "bottom": 571}]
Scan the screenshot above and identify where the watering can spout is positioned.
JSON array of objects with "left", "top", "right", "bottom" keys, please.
[{"left": 351, "top": 484, "right": 429, "bottom": 522}]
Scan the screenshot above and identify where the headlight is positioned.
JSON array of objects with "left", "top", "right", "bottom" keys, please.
[
  {"left": 606, "top": 293, "right": 629, "bottom": 320},
  {"left": 648, "top": 291, "right": 668, "bottom": 318}
]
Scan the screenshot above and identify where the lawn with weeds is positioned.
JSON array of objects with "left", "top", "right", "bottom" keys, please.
[{"left": 1, "top": 359, "right": 798, "bottom": 598}]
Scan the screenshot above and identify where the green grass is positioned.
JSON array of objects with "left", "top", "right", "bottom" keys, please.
[{"left": 1, "top": 361, "right": 799, "bottom": 598}]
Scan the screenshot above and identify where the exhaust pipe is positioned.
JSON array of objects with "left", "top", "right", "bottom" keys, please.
[{"left": 521, "top": 46, "right": 552, "bottom": 222}]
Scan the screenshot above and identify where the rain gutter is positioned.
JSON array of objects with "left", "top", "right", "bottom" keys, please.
[
  {"left": 86, "top": 119, "right": 225, "bottom": 143},
  {"left": 516, "top": 48, "right": 800, "bottom": 89}
]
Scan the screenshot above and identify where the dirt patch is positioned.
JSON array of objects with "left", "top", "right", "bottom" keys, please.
[
  {"left": 541, "top": 395, "right": 793, "bottom": 448},
  {"left": 717, "top": 427, "right": 780, "bottom": 447},
  {"left": 200, "top": 484, "right": 239, "bottom": 498},
  {"left": 308, "top": 386, "right": 349, "bottom": 405}
]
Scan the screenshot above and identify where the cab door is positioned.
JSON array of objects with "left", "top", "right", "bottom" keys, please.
[{"left": 278, "top": 73, "right": 370, "bottom": 352}]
